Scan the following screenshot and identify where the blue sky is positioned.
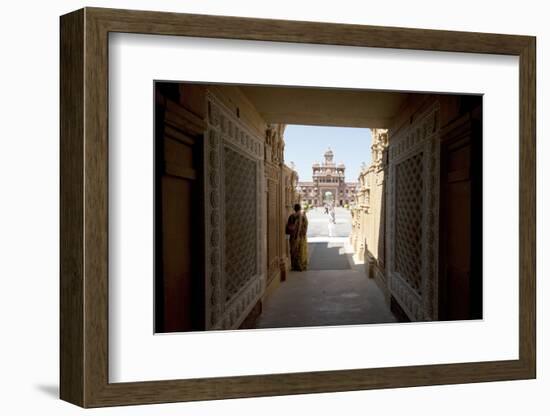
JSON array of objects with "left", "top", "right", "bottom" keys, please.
[{"left": 283, "top": 125, "right": 372, "bottom": 182}]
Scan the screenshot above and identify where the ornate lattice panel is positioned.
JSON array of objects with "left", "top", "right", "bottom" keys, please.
[
  {"left": 387, "top": 101, "right": 440, "bottom": 321},
  {"left": 224, "top": 146, "right": 258, "bottom": 301},
  {"left": 205, "top": 92, "right": 264, "bottom": 330},
  {"left": 394, "top": 152, "right": 424, "bottom": 294}
]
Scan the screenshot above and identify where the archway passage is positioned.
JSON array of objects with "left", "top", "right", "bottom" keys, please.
[
  {"left": 256, "top": 136, "right": 397, "bottom": 329},
  {"left": 153, "top": 82, "right": 483, "bottom": 332}
]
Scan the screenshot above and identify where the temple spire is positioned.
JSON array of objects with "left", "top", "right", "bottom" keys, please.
[{"left": 324, "top": 147, "right": 334, "bottom": 164}]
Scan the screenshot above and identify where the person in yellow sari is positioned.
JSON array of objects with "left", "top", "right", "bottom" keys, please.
[{"left": 286, "top": 204, "right": 308, "bottom": 271}]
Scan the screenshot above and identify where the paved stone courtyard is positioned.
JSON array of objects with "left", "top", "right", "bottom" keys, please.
[{"left": 306, "top": 207, "right": 352, "bottom": 238}]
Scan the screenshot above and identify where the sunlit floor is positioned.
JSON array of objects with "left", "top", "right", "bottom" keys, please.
[
  {"left": 254, "top": 237, "right": 398, "bottom": 330},
  {"left": 306, "top": 206, "right": 352, "bottom": 238}
]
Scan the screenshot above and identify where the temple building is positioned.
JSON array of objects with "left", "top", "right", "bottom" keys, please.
[{"left": 297, "top": 148, "right": 358, "bottom": 207}]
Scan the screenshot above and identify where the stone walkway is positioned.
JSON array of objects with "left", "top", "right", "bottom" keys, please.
[
  {"left": 255, "top": 237, "right": 397, "bottom": 330},
  {"left": 308, "top": 241, "right": 351, "bottom": 270}
]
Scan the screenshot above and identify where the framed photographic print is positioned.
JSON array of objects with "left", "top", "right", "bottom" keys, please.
[{"left": 60, "top": 7, "right": 536, "bottom": 408}]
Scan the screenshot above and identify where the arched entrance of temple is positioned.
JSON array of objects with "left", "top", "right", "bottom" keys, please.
[{"left": 323, "top": 190, "right": 334, "bottom": 205}]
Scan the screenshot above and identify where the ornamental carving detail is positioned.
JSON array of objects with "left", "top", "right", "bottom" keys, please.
[
  {"left": 387, "top": 102, "right": 440, "bottom": 321},
  {"left": 205, "top": 93, "right": 265, "bottom": 330}
]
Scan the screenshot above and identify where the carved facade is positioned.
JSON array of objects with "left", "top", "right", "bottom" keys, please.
[
  {"left": 351, "top": 104, "right": 441, "bottom": 321},
  {"left": 351, "top": 129, "right": 388, "bottom": 283},
  {"left": 201, "top": 88, "right": 299, "bottom": 329},
  {"left": 297, "top": 148, "right": 357, "bottom": 207},
  {"left": 204, "top": 93, "right": 265, "bottom": 330},
  {"left": 386, "top": 102, "right": 441, "bottom": 321},
  {"left": 265, "top": 124, "right": 286, "bottom": 289}
]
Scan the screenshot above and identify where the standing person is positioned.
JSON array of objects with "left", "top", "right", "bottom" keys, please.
[
  {"left": 286, "top": 204, "right": 309, "bottom": 271},
  {"left": 328, "top": 204, "right": 336, "bottom": 237}
]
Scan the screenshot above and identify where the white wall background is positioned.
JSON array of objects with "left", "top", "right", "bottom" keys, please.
[{"left": 0, "top": 0, "right": 546, "bottom": 414}]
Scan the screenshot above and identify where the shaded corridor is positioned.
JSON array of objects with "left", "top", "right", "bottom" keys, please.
[
  {"left": 255, "top": 239, "right": 397, "bottom": 329},
  {"left": 308, "top": 242, "right": 351, "bottom": 270}
]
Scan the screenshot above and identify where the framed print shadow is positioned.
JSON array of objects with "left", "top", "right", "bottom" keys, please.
[{"left": 60, "top": 7, "right": 536, "bottom": 408}]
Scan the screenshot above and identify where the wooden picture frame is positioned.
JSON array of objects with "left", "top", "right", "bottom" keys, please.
[{"left": 60, "top": 7, "right": 536, "bottom": 408}]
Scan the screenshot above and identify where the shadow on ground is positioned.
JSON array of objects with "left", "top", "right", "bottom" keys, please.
[
  {"left": 35, "top": 384, "right": 58, "bottom": 399},
  {"left": 308, "top": 242, "right": 350, "bottom": 270}
]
